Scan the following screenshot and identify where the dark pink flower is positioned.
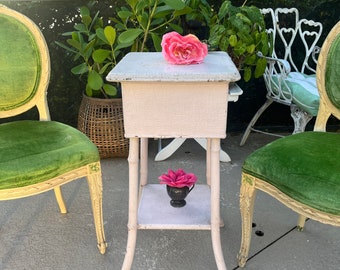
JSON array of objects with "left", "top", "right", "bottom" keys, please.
[
  {"left": 159, "top": 168, "right": 197, "bottom": 188},
  {"left": 161, "top": 32, "right": 208, "bottom": 65}
]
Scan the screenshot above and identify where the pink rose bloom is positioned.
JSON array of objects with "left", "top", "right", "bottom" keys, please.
[
  {"left": 161, "top": 32, "right": 208, "bottom": 65},
  {"left": 159, "top": 168, "right": 198, "bottom": 188}
]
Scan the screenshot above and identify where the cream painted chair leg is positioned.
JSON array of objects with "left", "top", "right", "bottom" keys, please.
[
  {"left": 297, "top": 214, "right": 307, "bottom": 231},
  {"left": 238, "top": 174, "right": 257, "bottom": 267},
  {"left": 122, "top": 138, "right": 139, "bottom": 270},
  {"left": 240, "top": 99, "right": 273, "bottom": 146},
  {"left": 54, "top": 186, "right": 67, "bottom": 214},
  {"left": 210, "top": 138, "right": 227, "bottom": 270},
  {"left": 87, "top": 162, "right": 107, "bottom": 254}
]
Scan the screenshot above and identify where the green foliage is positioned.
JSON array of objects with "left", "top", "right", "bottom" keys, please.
[
  {"left": 113, "top": 0, "right": 192, "bottom": 52},
  {"left": 183, "top": 0, "right": 211, "bottom": 26},
  {"left": 55, "top": 0, "right": 269, "bottom": 99},
  {"left": 55, "top": 4, "right": 120, "bottom": 98},
  {"left": 201, "top": 0, "right": 269, "bottom": 81}
]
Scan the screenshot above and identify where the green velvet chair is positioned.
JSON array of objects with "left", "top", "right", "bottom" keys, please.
[
  {"left": 0, "top": 5, "right": 106, "bottom": 254},
  {"left": 237, "top": 21, "right": 340, "bottom": 267}
]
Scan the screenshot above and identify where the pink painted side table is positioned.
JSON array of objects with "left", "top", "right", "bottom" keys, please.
[{"left": 106, "top": 52, "right": 240, "bottom": 270}]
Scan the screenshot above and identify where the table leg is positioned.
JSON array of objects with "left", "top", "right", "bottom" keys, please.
[
  {"left": 210, "top": 138, "right": 227, "bottom": 270},
  {"left": 195, "top": 138, "right": 231, "bottom": 162},
  {"left": 140, "top": 138, "right": 148, "bottom": 187},
  {"left": 154, "top": 138, "right": 186, "bottom": 161},
  {"left": 206, "top": 139, "right": 211, "bottom": 186},
  {"left": 155, "top": 138, "right": 231, "bottom": 162},
  {"left": 122, "top": 138, "right": 139, "bottom": 270}
]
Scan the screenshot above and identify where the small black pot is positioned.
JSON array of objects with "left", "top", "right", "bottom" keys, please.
[{"left": 166, "top": 185, "right": 195, "bottom": 208}]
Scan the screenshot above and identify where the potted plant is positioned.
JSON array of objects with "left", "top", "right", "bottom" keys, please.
[
  {"left": 112, "top": 0, "right": 192, "bottom": 52},
  {"left": 55, "top": 1, "right": 129, "bottom": 158},
  {"left": 55, "top": 3, "right": 120, "bottom": 98},
  {"left": 200, "top": 0, "right": 270, "bottom": 81}
]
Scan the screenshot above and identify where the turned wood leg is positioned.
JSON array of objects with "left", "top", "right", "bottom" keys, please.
[
  {"left": 238, "top": 173, "right": 257, "bottom": 267},
  {"left": 87, "top": 162, "right": 107, "bottom": 254}
]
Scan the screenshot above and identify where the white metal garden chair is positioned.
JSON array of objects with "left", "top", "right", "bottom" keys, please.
[{"left": 240, "top": 8, "right": 323, "bottom": 145}]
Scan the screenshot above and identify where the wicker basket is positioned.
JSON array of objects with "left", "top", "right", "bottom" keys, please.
[{"left": 78, "top": 95, "right": 129, "bottom": 158}]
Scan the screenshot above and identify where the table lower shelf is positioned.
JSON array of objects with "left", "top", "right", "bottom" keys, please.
[{"left": 137, "top": 184, "right": 211, "bottom": 230}]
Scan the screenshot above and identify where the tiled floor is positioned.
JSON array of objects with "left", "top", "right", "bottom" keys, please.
[{"left": 0, "top": 133, "right": 338, "bottom": 270}]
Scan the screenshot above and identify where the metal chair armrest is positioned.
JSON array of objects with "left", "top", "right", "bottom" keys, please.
[
  {"left": 257, "top": 52, "right": 293, "bottom": 103},
  {"left": 257, "top": 52, "right": 291, "bottom": 75}
]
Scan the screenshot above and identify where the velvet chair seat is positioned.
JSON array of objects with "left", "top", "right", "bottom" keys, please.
[
  {"left": 0, "top": 120, "right": 99, "bottom": 189},
  {"left": 242, "top": 132, "right": 340, "bottom": 215}
]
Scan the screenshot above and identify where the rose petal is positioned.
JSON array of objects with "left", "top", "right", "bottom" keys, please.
[{"left": 159, "top": 168, "right": 197, "bottom": 187}]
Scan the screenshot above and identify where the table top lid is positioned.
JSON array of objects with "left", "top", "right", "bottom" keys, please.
[{"left": 106, "top": 52, "right": 241, "bottom": 82}]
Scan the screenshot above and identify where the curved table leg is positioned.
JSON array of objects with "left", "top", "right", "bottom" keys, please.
[
  {"left": 154, "top": 138, "right": 186, "bottom": 161},
  {"left": 156, "top": 138, "right": 231, "bottom": 162}
]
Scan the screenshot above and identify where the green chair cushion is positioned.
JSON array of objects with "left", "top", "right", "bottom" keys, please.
[
  {"left": 242, "top": 132, "right": 340, "bottom": 215},
  {"left": 0, "top": 120, "right": 100, "bottom": 189},
  {"left": 271, "top": 72, "right": 320, "bottom": 116},
  {"left": 286, "top": 72, "right": 319, "bottom": 116}
]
